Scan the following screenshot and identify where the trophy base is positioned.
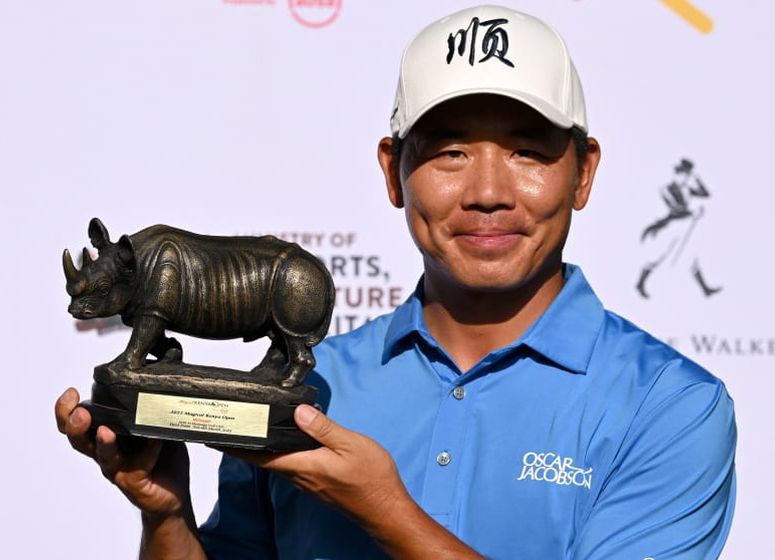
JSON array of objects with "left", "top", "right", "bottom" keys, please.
[{"left": 81, "top": 361, "right": 320, "bottom": 451}]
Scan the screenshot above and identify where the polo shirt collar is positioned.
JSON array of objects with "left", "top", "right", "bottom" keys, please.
[
  {"left": 382, "top": 264, "right": 605, "bottom": 375},
  {"left": 382, "top": 278, "right": 428, "bottom": 363},
  {"left": 519, "top": 264, "right": 605, "bottom": 374}
]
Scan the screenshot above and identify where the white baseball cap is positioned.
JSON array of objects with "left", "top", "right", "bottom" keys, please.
[{"left": 390, "top": 5, "right": 588, "bottom": 138}]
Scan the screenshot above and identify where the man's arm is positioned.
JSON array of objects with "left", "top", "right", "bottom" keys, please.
[
  {"left": 55, "top": 388, "right": 208, "bottom": 560},
  {"left": 140, "top": 510, "right": 205, "bottom": 560},
  {"left": 223, "top": 404, "right": 484, "bottom": 560},
  {"left": 573, "top": 377, "right": 736, "bottom": 560}
]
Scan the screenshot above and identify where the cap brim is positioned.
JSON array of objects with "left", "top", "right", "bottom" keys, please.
[{"left": 398, "top": 88, "right": 579, "bottom": 139}]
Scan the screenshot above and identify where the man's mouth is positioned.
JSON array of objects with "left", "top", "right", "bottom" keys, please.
[{"left": 455, "top": 230, "right": 523, "bottom": 249}]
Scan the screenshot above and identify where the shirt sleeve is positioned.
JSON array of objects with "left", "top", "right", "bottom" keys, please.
[
  {"left": 572, "top": 373, "right": 736, "bottom": 560},
  {"left": 199, "top": 454, "right": 278, "bottom": 560}
]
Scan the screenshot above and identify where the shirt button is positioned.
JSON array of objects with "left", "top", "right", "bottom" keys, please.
[
  {"left": 452, "top": 386, "right": 466, "bottom": 400},
  {"left": 436, "top": 451, "right": 452, "bottom": 466}
]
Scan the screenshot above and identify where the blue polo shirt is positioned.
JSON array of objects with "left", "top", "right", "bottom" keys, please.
[{"left": 199, "top": 265, "right": 736, "bottom": 559}]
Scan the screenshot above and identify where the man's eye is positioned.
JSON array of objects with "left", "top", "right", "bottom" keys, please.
[
  {"left": 440, "top": 150, "right": 465, "bottom": 159},
  {"left": 516, "top": 149, "right": 542, "bottom": 158}
]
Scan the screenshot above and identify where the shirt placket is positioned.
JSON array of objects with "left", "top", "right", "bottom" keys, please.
[{"left": 418, "top": 350, "right": 476, "bottom": 530}]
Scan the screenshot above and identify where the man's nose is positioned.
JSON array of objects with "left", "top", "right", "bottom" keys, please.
[{"left": 460, "top": 150, "right": 516, "bottom": 211}]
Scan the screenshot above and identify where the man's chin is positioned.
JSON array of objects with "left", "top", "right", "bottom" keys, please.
[
  {"left": 448, "top": 270, "right": 535, "bottom": 294},
  {"left": 446, "top": 260, "right": 563, "bottom": 295}
]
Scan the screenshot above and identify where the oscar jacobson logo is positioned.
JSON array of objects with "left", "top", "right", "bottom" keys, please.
[{"left": 517, "top": 451, "right": 593, "bottom": 490}]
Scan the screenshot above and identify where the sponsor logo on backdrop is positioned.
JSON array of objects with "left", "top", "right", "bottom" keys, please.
[
  {"left": 632, "top": 160, "right": 774, "bottom": 358},
  {"left": 224, "top": 0, "right": 276, "bottom": 4},
  {"left": 677, "top": 336, "right": 775, "bottom": 357},
  {"left": 636, "top": 158, "right": 721, "bottom": 300},
  {"left": 573, "top": 0, "right": 713, "bottom": 34},
  {"left": 288, "top": 0, "right": 341, "bottom": 29},
  {"left": 223, "top": 0, "right": 341, "bottom": 29},
  {"left": 659, "top": 0, "right": 714, "bottom": 34},
  {"left": 75, "top": 315, "right": 126, "bottom": 335},
  {"left": 73, "top": 231, "right": 403, "bottom": 337},
  {"left": 263, "top": 230, "right": 403, "bottom": 335},
  {"left": 517, "top": 451, "right": 593, "bottom": 490}
]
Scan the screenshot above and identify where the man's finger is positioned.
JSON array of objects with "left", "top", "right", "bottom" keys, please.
[
  {"left": 294, "top": 405, "right": 351, "bottom": 451},
  {"left": 64, "top": 405, "right": 95, "bottom": 457},
  {"left": 132, "top": 438, "right": 164, "bottom": 474},
  {"left": 55, "top": 387, "right": 80, "bottom": 434},
  {"left": 95, "top": 425, "right": 122, "bottom": 479}
]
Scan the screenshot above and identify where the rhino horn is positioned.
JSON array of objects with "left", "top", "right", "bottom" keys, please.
[
  {"left": 82, "top": 247, "right": 94, "bottom": 266},
  {"left": 63, "top": 249, "right": 79, "bottom": 282}
]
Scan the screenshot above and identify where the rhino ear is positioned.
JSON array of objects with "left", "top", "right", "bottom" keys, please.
[
  {"left": 88, "top": 218, "right": 111, "bottom": 250},
  {"left": 116, "top": 235, "right": 136, "bottom": 271}
]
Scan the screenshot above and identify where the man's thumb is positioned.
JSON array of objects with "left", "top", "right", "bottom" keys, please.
[{"left": 294, "top": 405, "right": 346, "bottom": 449}]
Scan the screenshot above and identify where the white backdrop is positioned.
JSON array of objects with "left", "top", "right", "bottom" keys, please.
[{"left": 2, "top": 1, "right": 771, "bottom": 557}]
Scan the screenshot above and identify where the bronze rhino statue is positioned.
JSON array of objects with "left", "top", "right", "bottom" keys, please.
[{"left": 64, "top": 218, "right": 334, "bottom": 388}]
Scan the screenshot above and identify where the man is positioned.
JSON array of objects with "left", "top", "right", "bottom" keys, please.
[{"left": 56, "top": 5, "right": 736, "bottom": 559}]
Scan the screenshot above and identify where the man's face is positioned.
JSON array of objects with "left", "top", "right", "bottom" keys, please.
[{"left": 378, "top": 94, "right": 600, "bottom": 294}]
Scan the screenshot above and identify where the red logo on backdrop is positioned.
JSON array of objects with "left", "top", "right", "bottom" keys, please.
[
  {"left": 224, "top": 0, "right": 276, "bottom": 4},
  {"left": 288, "top": 0, "right": 341, "bottom": 28}
]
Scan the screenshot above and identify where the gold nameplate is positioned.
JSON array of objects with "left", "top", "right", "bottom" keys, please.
[{"left": 135, "top": 393, "right": 269, "bottom": 438}]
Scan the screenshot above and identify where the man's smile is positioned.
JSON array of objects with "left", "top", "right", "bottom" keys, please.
[{"left": 454, "top": 231, "right": 525, "bottom": 251}]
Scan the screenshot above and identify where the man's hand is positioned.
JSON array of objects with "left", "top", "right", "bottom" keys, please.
[
  {"left": 55, "top": 388, "right": 206, "bottom": 560},
  {"left": 55, "top": 387, "right": 191, "bottom": 517},
  {"left": 225, "top": 404, "right": 404, "bottom": 528},
  {"left": 223, "top": 405, "right": 484, "bottom": 560}
]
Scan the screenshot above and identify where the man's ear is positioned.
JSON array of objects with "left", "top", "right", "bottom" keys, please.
[
  {"left": 377, "top": 137, "right": 404, "bottom": 209},
  {"left": 573, "top": 137, "right": 601, "bottom": 211}
]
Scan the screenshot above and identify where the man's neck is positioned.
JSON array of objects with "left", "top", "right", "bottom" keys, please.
[{"left": 421, "top": 265, "right": 565, "bottom": 373}]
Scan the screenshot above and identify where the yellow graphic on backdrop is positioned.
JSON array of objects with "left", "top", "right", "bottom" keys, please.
[{"left": 660, "top": 0, "right": 714, "bottom": 33}]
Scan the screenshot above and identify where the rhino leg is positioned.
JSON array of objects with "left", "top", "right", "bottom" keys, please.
[
  {"left": 251, "top": 331, "right": 287, "bottom": 384},
  {"left": 112, "top": 315, "right": 165, "bottom": 370},
  {"left": 256, "top": 331, "right": 287, "bottom": 370},
  {"left": 280, "top": 336, "right": 316, "bottom": 388},
  {"left": 149, "top": 335, "right": 183, "bottom": 363}
]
